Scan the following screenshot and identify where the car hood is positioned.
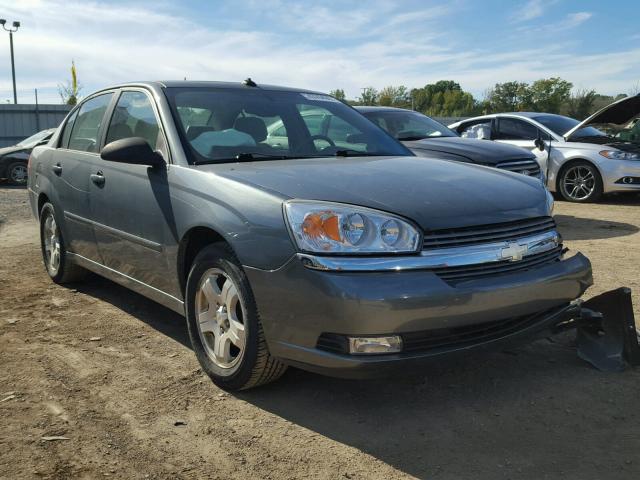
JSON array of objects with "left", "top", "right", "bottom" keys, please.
[
  {"left": 0, "top": 145, "right": 26, "bottom": 157},
  {"left": 195, "top": 156, "right": 548, "bottom": 231},
  {"left": 565, "top": 94, "right": 640, "bottom": 140},
  {"left": 402, "top": 137, "right": 535, "bottom": 165}
]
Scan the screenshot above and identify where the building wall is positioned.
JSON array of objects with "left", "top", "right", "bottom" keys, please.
[{"left": 0, "top": 104, "right": 72, "bottom": 147}]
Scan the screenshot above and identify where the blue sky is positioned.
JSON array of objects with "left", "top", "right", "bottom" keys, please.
[{"left": 0, "top": 0, "right": 638, "bottom": 104}]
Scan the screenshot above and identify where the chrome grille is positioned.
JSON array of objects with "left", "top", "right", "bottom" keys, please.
[
  {"left": 432, "top": 246, "right": 563, "bottom": 282},
  {"left": 422, "top": 216, "right": 556, "bottom": 249},
  {"left": 496, "top": 159, "right": 541, "bottom": 177}
]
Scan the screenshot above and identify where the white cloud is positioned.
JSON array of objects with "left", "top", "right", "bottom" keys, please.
[
  {"left": 511, "top": 0, "right": 559, "bottom": 22},
  {"left": 565, "top": 11, "right": 592, "bottom": 28},
  {"left": 0, "top": 0, "right": 634, "bottom": 104}
]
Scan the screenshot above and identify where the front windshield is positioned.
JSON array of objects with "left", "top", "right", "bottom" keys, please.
[
  {"left": 533, "top": 114, "right": 607, "bottom": 139},
  {"left": 363, "top": 110, "right": 457, "bottom": 140},
  {"left": 165, "top": 88, "right": 411, "bottom": 164},
  {"left": 16, "top": 129, "right": 53, "bottom": 148}
]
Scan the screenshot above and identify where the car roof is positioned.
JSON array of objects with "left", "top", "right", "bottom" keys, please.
[
  {"left": 501, "top": 112, "right": 572, "bottom": 120},
  {"left": 96, "top": 80, "right": 325, "bottom": 95},
  {"left": 355, "top": 106, "right": 411, "bottom": 113}
]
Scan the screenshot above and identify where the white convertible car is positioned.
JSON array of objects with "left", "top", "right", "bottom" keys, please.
[{"left": 450, "top": 95, "right": 640, "bottom": 202}]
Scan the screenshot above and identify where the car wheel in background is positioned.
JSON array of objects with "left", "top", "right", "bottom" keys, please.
[
  {"left": 558, "top": 161, "right": 603, "bottom": 203},
  {"left": 7, "top": 161, "right": 28, "bottom": 186},
  {"left": 39, "top": 202, "right": 87, "bottom": 283},
  {"left": 185, "top": 243, "right": 287, "bottom": 391}
]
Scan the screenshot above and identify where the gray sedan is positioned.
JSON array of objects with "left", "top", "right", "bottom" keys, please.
[{"left": 28, "top": 81, "right": 592, "bottom": 390}]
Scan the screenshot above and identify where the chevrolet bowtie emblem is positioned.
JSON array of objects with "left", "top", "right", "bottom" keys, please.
[{"left": 500, "top": 242, "right": 528, "bottom": 262}]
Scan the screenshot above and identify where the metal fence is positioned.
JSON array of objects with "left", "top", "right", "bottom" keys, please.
[{"left": 0, "top": 104, "right": 72, "bottom": 148}]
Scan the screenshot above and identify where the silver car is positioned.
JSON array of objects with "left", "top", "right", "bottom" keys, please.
[{"left": 449, "top": 95, "right": 640, "bottom": 202}]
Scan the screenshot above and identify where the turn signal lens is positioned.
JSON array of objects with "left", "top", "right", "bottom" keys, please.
[{"left": 302, "top": 212, "right": 341, "bottom": 241}]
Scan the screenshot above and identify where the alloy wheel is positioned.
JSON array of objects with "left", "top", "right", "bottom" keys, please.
[
  {"left": 195, "top": 268, "right": 246, "bottom": 369},
  {"left": 10, "top": 164, "right": 28, "bottom": 184},
  {"left": 43, "top": 213, "right": 61, "bottom": 275},
  {"left": 562, "top": 165, "right": 596, "bottom": 201}
]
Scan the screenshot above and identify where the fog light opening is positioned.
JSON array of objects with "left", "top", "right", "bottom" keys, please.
[
  {"left": 622, "top": 177, "right": 634, "bottom": 185},
  {"left": 348, "top": 335, "right": 403, "bottom": 355}
]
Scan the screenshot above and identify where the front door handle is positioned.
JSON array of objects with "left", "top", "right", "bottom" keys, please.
[
  {"left": 52, "top": 164, "right": 62, "bottom": 176},
  {"left": 90, "top": 171, "right": 105, "bottom": 187}
]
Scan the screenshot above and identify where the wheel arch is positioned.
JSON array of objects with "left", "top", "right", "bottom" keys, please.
[
  {"left": 177, "top": 226, "right": 233, "bottom": 296},
  {"left": 37, "top": 192, "right": 51, "bottom": 218}
]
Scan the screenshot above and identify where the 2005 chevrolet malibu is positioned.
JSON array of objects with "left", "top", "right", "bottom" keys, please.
[{"left": 28, "top": 80, "right": 593, "bottom": 390}]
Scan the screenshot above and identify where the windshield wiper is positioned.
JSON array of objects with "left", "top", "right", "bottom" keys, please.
[
  {"left": 194, "top": 152, "right": 296, "bottom": 165},
  {"left": 333, "top": 149, "right": 385, "bottom": 157},
  {"left": 397, "top": 135, "right": 429, "bottom": 141}
]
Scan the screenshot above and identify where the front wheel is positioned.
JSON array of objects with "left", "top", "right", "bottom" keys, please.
[
  {"left": 558, "top": 161, "right": 603, "bottom": 203},
  {"left": 185, "top": 244, "right": 286, "bottom": 391}
]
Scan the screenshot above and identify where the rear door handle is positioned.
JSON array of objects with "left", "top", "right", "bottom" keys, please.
[
  {"left": 90, "top": 171, "right": 105, "bottom": 187},
  {"left": 52, "top": 164, "right": 62, "bottom": 175}
]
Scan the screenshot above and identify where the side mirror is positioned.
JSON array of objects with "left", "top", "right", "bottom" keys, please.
[
  {"left": 101, "top": 137, "right": 164, "bottom": 167},
  {"left": 534, "top": 138, "right": 545, "bottom": 151}
]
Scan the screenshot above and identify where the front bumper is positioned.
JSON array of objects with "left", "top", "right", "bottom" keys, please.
[
  {"left": 600, "top": 159, "right": 640, "bottom": 193},
  {"left": 245, "top": 252, "right": 593, "bottom": 378}
]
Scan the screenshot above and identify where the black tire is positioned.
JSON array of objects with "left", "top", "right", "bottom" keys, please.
[
  {"left": 7, "top": 161, "right": 28, "bottom": 186},
  {"left": 558, "top": 161, "right": 603, "bottom": 203},
  {"left": 39, "top": 202, "right": 87, "bottom": 283},
  {"left": 185, "top": 243, "right": 286, "bottom": 391}
]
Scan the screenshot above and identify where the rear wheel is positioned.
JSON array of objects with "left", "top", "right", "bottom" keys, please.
[
  {"left": 558, "top": 161, "right": 603, "bottom": 203},
  {"left": 39, "top": 202, "right": 87, "bottom": 283},
  {"left": 7, "top": 161, "right": 28, "bottom": 186},
  {"left": 185, "top": 244, "right": 286, "bottom": 390}
]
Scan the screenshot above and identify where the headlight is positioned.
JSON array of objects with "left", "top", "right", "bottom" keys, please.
[
  {"left": 599, "top": 150, "right": 640, "bottom": 160},
  {"left": 284, "top": 201, "right": 421, "bottom": 254},
  {"left": 546, "top": 189, "right": 554, "bottom": 215}
]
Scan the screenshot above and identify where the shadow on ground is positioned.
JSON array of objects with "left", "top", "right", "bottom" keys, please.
[
  {"left": 73, "top": 275, "right": 190, "bottom": 348},
  {"left": 70, "top": 274, "right": 640, "bottom": 479},
  {"left": 0, "top": 183, "right": 27, "bottom": 190},
  {"left": 555, "top": 214, "right": 639, "bottom": 240}
]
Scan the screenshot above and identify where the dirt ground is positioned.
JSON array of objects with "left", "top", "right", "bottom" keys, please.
[{"left": 1, "top": 185, "right": 639, "bottom": 480}]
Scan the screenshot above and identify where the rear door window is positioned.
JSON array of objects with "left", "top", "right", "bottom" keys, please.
[
  {"left": 460, "top": 119, "right": 493, "bottom": 139},
  {"left": 60, "top": 109, "right": 78, "bottom": 148},
  {"left": 67, "top": 93, "right": 113, "bottom": 152},
  {"left": 497, "top": 118, "right": 539, "bottom": 140}
]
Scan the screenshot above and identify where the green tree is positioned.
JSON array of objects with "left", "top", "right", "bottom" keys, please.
[
  {"left": 329, "top": 89, "right": 346, "bottom": 101},
  {"left": 528, "top": 77, "right": 573, "bottom": 113},
  {"left": 410, "top": 80, "right": 478, "bottom": 116},
  {"left": 58, "top": 61, "right": 81, "bottom": 105},
  {"left": 486, "top": 81, "right": 530, "bottom": 112},
  {"left": 358, "top": 87, "right": 379, "bottom": 106},
  {"left": 378, "top": 85, "right": 410, "bottom": 107},
  {"left": 564, "top": 89, "right": 597, "bottom": 119}
]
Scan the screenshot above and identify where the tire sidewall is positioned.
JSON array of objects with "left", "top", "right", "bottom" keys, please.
[
  {"left": 8, "top": 162, "right": 28, "bottom": 185},
  {"left": 559, "top": 161, "right": 603, "bottom": 203},
  {"left": 39, "top": 202, "right": 66, "bottom": 281},
  {"left": 185, "top": 244, "right": 259, "bottom": 390}
]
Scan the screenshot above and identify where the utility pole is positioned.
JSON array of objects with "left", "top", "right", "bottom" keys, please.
[{"left": 0, "top": 19, "right": 21, "bottom": 104}]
